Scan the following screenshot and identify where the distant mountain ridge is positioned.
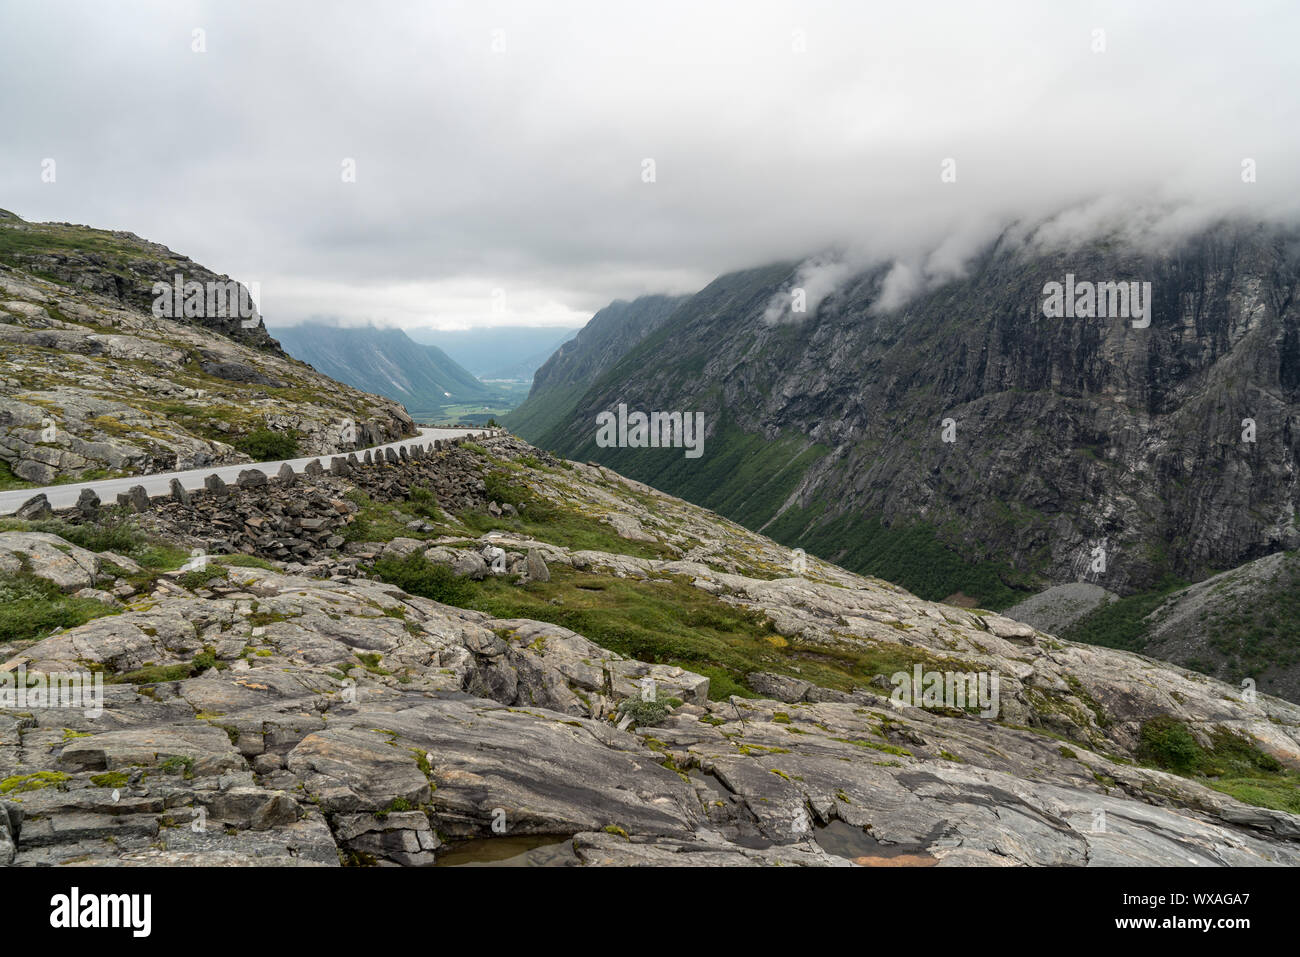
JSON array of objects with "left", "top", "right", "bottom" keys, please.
[
  {"left": 272, "top": 322, "right": 492, "bottom": 420},
  {"left": 0, "top": 210, "right": 414, "bottom": 486},
  {"left": 407, "top": 325, "right": 580, "bottom": 380}
]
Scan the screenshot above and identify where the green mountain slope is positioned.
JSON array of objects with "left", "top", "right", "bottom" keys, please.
[
  {"left": 272, "top": 322, "right": 504, "bottom": 421},
  {"left": 517, "top": 221, "right": 1300, "bottom": 623},
  {"left": 506, "top": 294, "right": 689, "bottom": 439}
]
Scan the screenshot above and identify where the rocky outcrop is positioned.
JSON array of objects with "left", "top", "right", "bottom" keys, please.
[
  {"left": 0, "top": 214, "right": 415, "bottom": 486},
  {"left": 4, "top": 432, "right": 1300, "bottom": 867}
]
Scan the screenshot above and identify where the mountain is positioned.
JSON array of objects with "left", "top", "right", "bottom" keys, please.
[
  {"left": 407, "top": 325, "right": 581, "bottom": 380},
  {"left": 480, "top": 331, "right": 580, "bottom": 382},
  {"left": 0, "top": 211, "right": 413, "bottom": 487},
  {"left": 507, "top": 294, "right": 689, "bottom": 439},
  {"left": 4, "top": 429, "right": 1300, "bottom": 866},
  {"left": 272, "top": 322, "right": 493, "bottom": 420},
  {"left": 0, "top": 208, "right": 278, "bottom": 351},
  {"left": 515, "top": 221, "right": 1300, "bottom": 621},
  {"left": 1042, "top": 548, "right": 1300, "bottom": 702}
]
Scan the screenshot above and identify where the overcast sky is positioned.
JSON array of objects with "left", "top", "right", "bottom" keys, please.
[{"left": 2, "top": 0, "right": 1297, "bottom": 330}]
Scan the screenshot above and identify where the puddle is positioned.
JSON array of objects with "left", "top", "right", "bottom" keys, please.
[
  {"left": 813, "top": 820, "right": 938, "bottom": 867},
  {"left": 434, "top": 834, "right": 578, "bottom": 867}
]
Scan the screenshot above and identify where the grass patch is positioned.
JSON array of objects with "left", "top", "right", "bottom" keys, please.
[
  {"left": 233, "top": 427, "right": 300, "bottom": 461},
  {"left": 1063, "top": 577, "right": 1187, "bottom": 652},
  {"left": 178, "top": 565, "right": 229, "bottom": 590},
  {"left": 1136, "top": 717, "right": 1300, "bottom": 813},
  {"left": 460, "top": 471, "right": 671, "bottom": 559},
  {"left": 0, "top": 570, "right": 120, "bottom": 643},
  {"left": 405, "top": 565, "right": 960, "bottom": 700},
  {"left": 372, "top": 552, "right": 474, "bottom": 605}
]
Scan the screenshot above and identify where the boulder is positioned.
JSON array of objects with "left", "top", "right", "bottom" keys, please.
[
  {"left": 126, "top": 485, "right": 150, "bottom": 512},
  {"left": 525, "top": 548, "right": 550, "bottom": 583},
  {"left": 452, "top": 551, "right": 489, "bottom": 580},
  {"left": 207, "top": 787, "right": 300, "bottom": 830},
  {"left": 75, "top": 488, "right": 100, "bottom": 517},
  {"left": 15, "top": 493, "right": 52, "bottom": 520},
  {"left": 746, "top": 671, "right": 814, "bottom": 703}
]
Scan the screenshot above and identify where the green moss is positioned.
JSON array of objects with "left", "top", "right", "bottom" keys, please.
[
  {"left": 0, "top": 771, "right": 69, "bottom": 793},
  {"left": 355, "top": 652, "right": 391, "bottom": 675},
  {"left": 107, "top": 649, "right": 225, "bottom": 685},
  {"left": 615, "top": 695, "right": 672, "bottom": 727},
  {"left": 158, "top": 755, "right": 195, "bottom": 779},
  {"left": 832, "top": 737, "right": 912, "bottom": 757},
  {"left": 90, "top": 771, "right": 129, "bottom": 788},
  {"left": 374, "top": 797, "right": 414, "bottom": 820},
  {"left": 179, "top": 565, "right": 228, "bottom": 590}
]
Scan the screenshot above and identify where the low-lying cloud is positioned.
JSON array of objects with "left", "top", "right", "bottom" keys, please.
[{"left": 1, "top": 0, "right": 1297, "bottom": 331}]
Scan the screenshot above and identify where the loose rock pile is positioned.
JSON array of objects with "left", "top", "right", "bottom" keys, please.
[{"left": 15, "top": 435, "right": 505, "bottom": 565}]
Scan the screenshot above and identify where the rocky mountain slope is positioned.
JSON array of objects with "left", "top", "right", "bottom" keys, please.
[
  {"left": 0, "top": 211, "right": 414, "bottom": 486},
  {"left": 514, "top": 221, "right": 1300, "bottom": 618},
  {"left": 1044, "top": 549, "right": 1300, "bottom": 703},
  {"left": 2, "top": 431, "right": 1299, "bottom": 867},
  {"left": 271, "top": 322, "right": 498, "bottom": 422},
  {"left": 508, "top": 294, "right": 688, "bottom": 439}
]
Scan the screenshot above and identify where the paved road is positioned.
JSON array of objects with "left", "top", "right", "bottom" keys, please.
[{"left": 0, "top": 426, "right": 489, "bottom": 515}]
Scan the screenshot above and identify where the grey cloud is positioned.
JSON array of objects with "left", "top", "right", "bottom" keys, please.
[{"left": 1, "top": 0, "right": 1296, "bottom": 329}]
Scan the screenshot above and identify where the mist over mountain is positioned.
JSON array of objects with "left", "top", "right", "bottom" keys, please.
[
  {"left": 9, "top": 0, "right": 1300, "bottom": 893},
  {"left": 406, "top": 326, "right": 580, "bottom": 381},
  {"left": 511, "top": 211, "right": 1300, "bottom": 694},
  {"left": 509, "top": 295, "right": 690, "bottom": 438}
]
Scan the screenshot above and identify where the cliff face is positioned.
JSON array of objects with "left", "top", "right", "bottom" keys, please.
[{"left": 523, "top": 222, "right": 1300, "bottom": 607}]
